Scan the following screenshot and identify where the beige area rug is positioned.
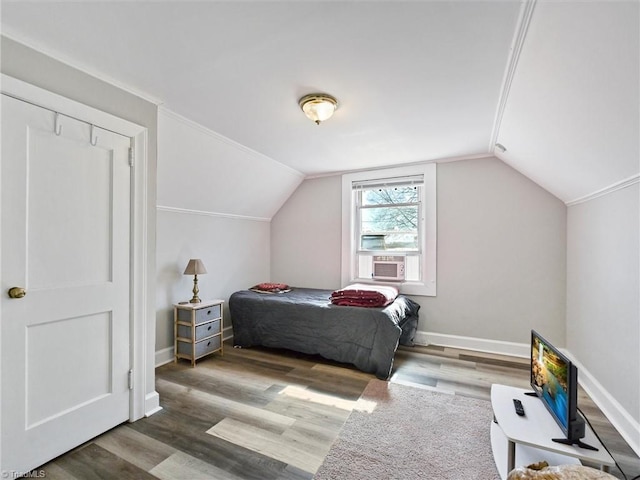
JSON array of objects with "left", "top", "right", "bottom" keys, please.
[{"left": 314, "top": 380, "right": 500, "bottom": 479}]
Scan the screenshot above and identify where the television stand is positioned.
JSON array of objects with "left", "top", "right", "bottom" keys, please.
[
  {"left": 490, "top": 384, "right": 614, "bottom": 480},
  {"left": 552, "top": 438, "right": 598, "bottom": 451}
]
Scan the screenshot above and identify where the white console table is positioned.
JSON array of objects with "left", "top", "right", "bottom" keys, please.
[{"left": 491, "top": 384, "right": 615, "bottom": 479}]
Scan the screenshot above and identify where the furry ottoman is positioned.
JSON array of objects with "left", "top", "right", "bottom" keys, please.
[{"left": 507, "top": 463, "right": 617, "bottom": 480}]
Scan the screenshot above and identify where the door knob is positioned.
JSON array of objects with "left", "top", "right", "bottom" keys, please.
[{"left": 8, "top": 287, "right": 26, "bottom": 299}]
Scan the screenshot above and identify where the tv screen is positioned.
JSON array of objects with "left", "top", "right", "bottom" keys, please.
[{"left": 530, "top": 330, "right": 579, "bottom": 439}]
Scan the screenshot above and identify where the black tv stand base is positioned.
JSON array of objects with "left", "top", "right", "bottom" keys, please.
[{"left": 552, "top": 437, "right": 599, "bottom": 451}]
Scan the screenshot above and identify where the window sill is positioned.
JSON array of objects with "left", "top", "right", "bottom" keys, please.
[{"left": 350, "top": 278, "right": 436, "bottom": 297}]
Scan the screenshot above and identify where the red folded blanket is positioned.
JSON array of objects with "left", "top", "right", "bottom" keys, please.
[{"left": 330, "top": 283, "right": 399, "bottom": 308}]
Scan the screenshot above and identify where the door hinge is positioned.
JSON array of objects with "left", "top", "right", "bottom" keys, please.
[
  {"left": 128, "top": 147, "right": 134, "bottom": 167},
  {"left": 128, "top": 369, "right": 134, "bottom": 390}
]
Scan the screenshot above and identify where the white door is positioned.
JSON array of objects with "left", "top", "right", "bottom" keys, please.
[{"left": 1, "top": 94, "right": 132, "bottom": 473}]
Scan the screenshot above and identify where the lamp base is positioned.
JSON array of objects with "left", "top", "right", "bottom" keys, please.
[{"left": 189, "top": 274, "right": 201, "bottom": 304}]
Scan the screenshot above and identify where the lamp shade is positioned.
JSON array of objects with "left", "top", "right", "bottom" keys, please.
[
  {"left": 299, "top": 93, "right": 338, "bottom": 125},
  {"left": 184, "top": 259, "right": 207, "bottom": 275}
]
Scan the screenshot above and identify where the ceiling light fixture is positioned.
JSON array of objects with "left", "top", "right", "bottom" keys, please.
[{"left": 298, "top": 93, "right": 338, "bottom": 125}]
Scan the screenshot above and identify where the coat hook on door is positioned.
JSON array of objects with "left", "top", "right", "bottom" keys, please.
[
  {"left": 54, "top": 112, "right": 62, "bottom": 136},
  {"left": 90, "top": 124, "right": 98, "bottom": 146}
]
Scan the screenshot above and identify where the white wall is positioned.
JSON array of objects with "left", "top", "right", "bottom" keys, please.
[
  {"left": 567, "top": 183, "right": 640, "bottom": 446},
  {"left": 157, "top": 108, "right": 303, "bottom": 220},
  {"left": 271, "top": 157, "right": 567, "bottom": 348},
  {"left": 155, "top": 210, "right": 270, "bottom": 354},
  {"left": 271, "top": 175, "right": 342, "bottom": 289},
  {"left": 155, "top": 109, "right": 303, "bottom": 361},
  {"left": 431, "top": 157, "right": 567, "bottom": 346}
]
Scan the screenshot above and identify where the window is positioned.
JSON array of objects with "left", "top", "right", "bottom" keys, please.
[
  {"left": 355, "top": 176, "right": 422, "bottom": 281},
  {"left": 342, "top": 164, "right": 436, "bottom": 296}
]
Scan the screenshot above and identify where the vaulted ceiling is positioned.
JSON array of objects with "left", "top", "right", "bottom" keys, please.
[{"left": 1, "top": 1, "right": 637, "bottom": 204}]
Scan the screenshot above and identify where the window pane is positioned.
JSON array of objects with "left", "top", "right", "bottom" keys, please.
[
  {"left": 362, "top": 186, "right": 418, "bottom": 206},
  {"left": 359, "top": 233, "right": 419, "bottom": 250},
  {"left": 361, "top": 205, "right": 418, "bottom": 232},
  {"left": 360, "top": 205, "right": 419, "bottom": 250}
]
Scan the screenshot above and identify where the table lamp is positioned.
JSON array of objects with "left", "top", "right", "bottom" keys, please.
[{"left": 183, "top": 259, "right": 207, "bottom": 303}]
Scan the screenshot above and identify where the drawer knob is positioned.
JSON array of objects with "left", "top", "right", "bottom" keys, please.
[
  {"left": 207, "top": 310, "right": 211, "bottom": 315},
  {"left": 207, "top": 341, "right": 211, "bottom": 346},
  {"left": 207, "top": 325, "right": 212, "bottom": 331}
]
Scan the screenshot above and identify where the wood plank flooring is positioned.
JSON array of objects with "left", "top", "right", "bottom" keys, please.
[{"left": 33, "top": 342, "right": 640, "bottom": 479}]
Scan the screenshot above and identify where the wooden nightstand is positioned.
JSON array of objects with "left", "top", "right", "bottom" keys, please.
[{"left": 174, "top": 299, "right": 224, "bottom": 366}]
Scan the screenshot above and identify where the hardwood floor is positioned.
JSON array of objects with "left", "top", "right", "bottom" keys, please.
[{"left": 34, "top": 342, "right": 640, "bottom": 479}]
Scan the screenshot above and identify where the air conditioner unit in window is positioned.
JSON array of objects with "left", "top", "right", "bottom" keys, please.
[{"left": 372, "top": 255, "right": 405, "bottom": 281}]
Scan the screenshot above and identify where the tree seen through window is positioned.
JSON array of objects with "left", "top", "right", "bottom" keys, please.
[{"left": 360, "top": 186, "right": 420, "bottom": 251}]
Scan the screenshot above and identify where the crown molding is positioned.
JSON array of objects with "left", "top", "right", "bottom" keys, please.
[
  {"left": 304, "top": 153, "right": 495, "bottom": 180},
  {"left": 489, "top": 0, "right": 537, "bottom": 153},
  {"left": 566, "top": 174, "right": 640, "bottom": 206}
]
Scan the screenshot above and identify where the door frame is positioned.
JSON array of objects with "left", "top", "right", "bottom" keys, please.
[{"left": 0, "top": 74, "right": 154, "bottom": 469}]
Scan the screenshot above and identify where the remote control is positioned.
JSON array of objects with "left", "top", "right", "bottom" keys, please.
[{"left": 513, "top": 398, "right": 525, "bottom": 416}]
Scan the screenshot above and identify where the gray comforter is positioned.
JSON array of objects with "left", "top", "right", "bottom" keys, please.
[{"left": 229, "top": 287, "right": 420, "bottom": 379}]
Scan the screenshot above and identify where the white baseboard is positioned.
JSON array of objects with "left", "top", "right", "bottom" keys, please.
[
  {"left": 564, "top": 352, "right": 640, "bottom": 457},
  {"left": 155, "top": 346, "right": 174, "bottom": 367},
  {"left": 144, "top": 391, "right": 162, "bottom": 417},
  {"left": 414, "top": 330, "right": 529, "bottom": 358}
]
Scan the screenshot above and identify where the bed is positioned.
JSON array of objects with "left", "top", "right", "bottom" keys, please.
[{"left": 228, "top": 287, "right": 420, "bottom": 379}]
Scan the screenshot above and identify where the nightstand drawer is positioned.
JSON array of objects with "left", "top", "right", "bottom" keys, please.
[
  {"left": 177, "top": 304, "right": 222, "bottom": 324},
  {"left": 177, "top": 319, "right": 221, "bottom": 341},
  {"left": 195, "top": 304, "right": 221, "bottom": 324},
  {"left": 177, "top": 336, "right": 221, "bottom": 358}
]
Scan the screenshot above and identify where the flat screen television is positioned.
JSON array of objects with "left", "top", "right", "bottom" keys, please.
[{"left": 530, "top": 330, "right": 594, "bottom": 449}]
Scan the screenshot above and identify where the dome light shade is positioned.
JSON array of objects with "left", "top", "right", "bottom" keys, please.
[{"left": 299, "top": 93, "right": 338, "bottom": 125}]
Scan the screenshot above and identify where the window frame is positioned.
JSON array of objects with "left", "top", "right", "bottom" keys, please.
[
  {"left": 355, "top": 181, "right": 422, "bottom": 256},
  {"left": 341, "top": 163, "right": 437, "bottom": 296}
]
